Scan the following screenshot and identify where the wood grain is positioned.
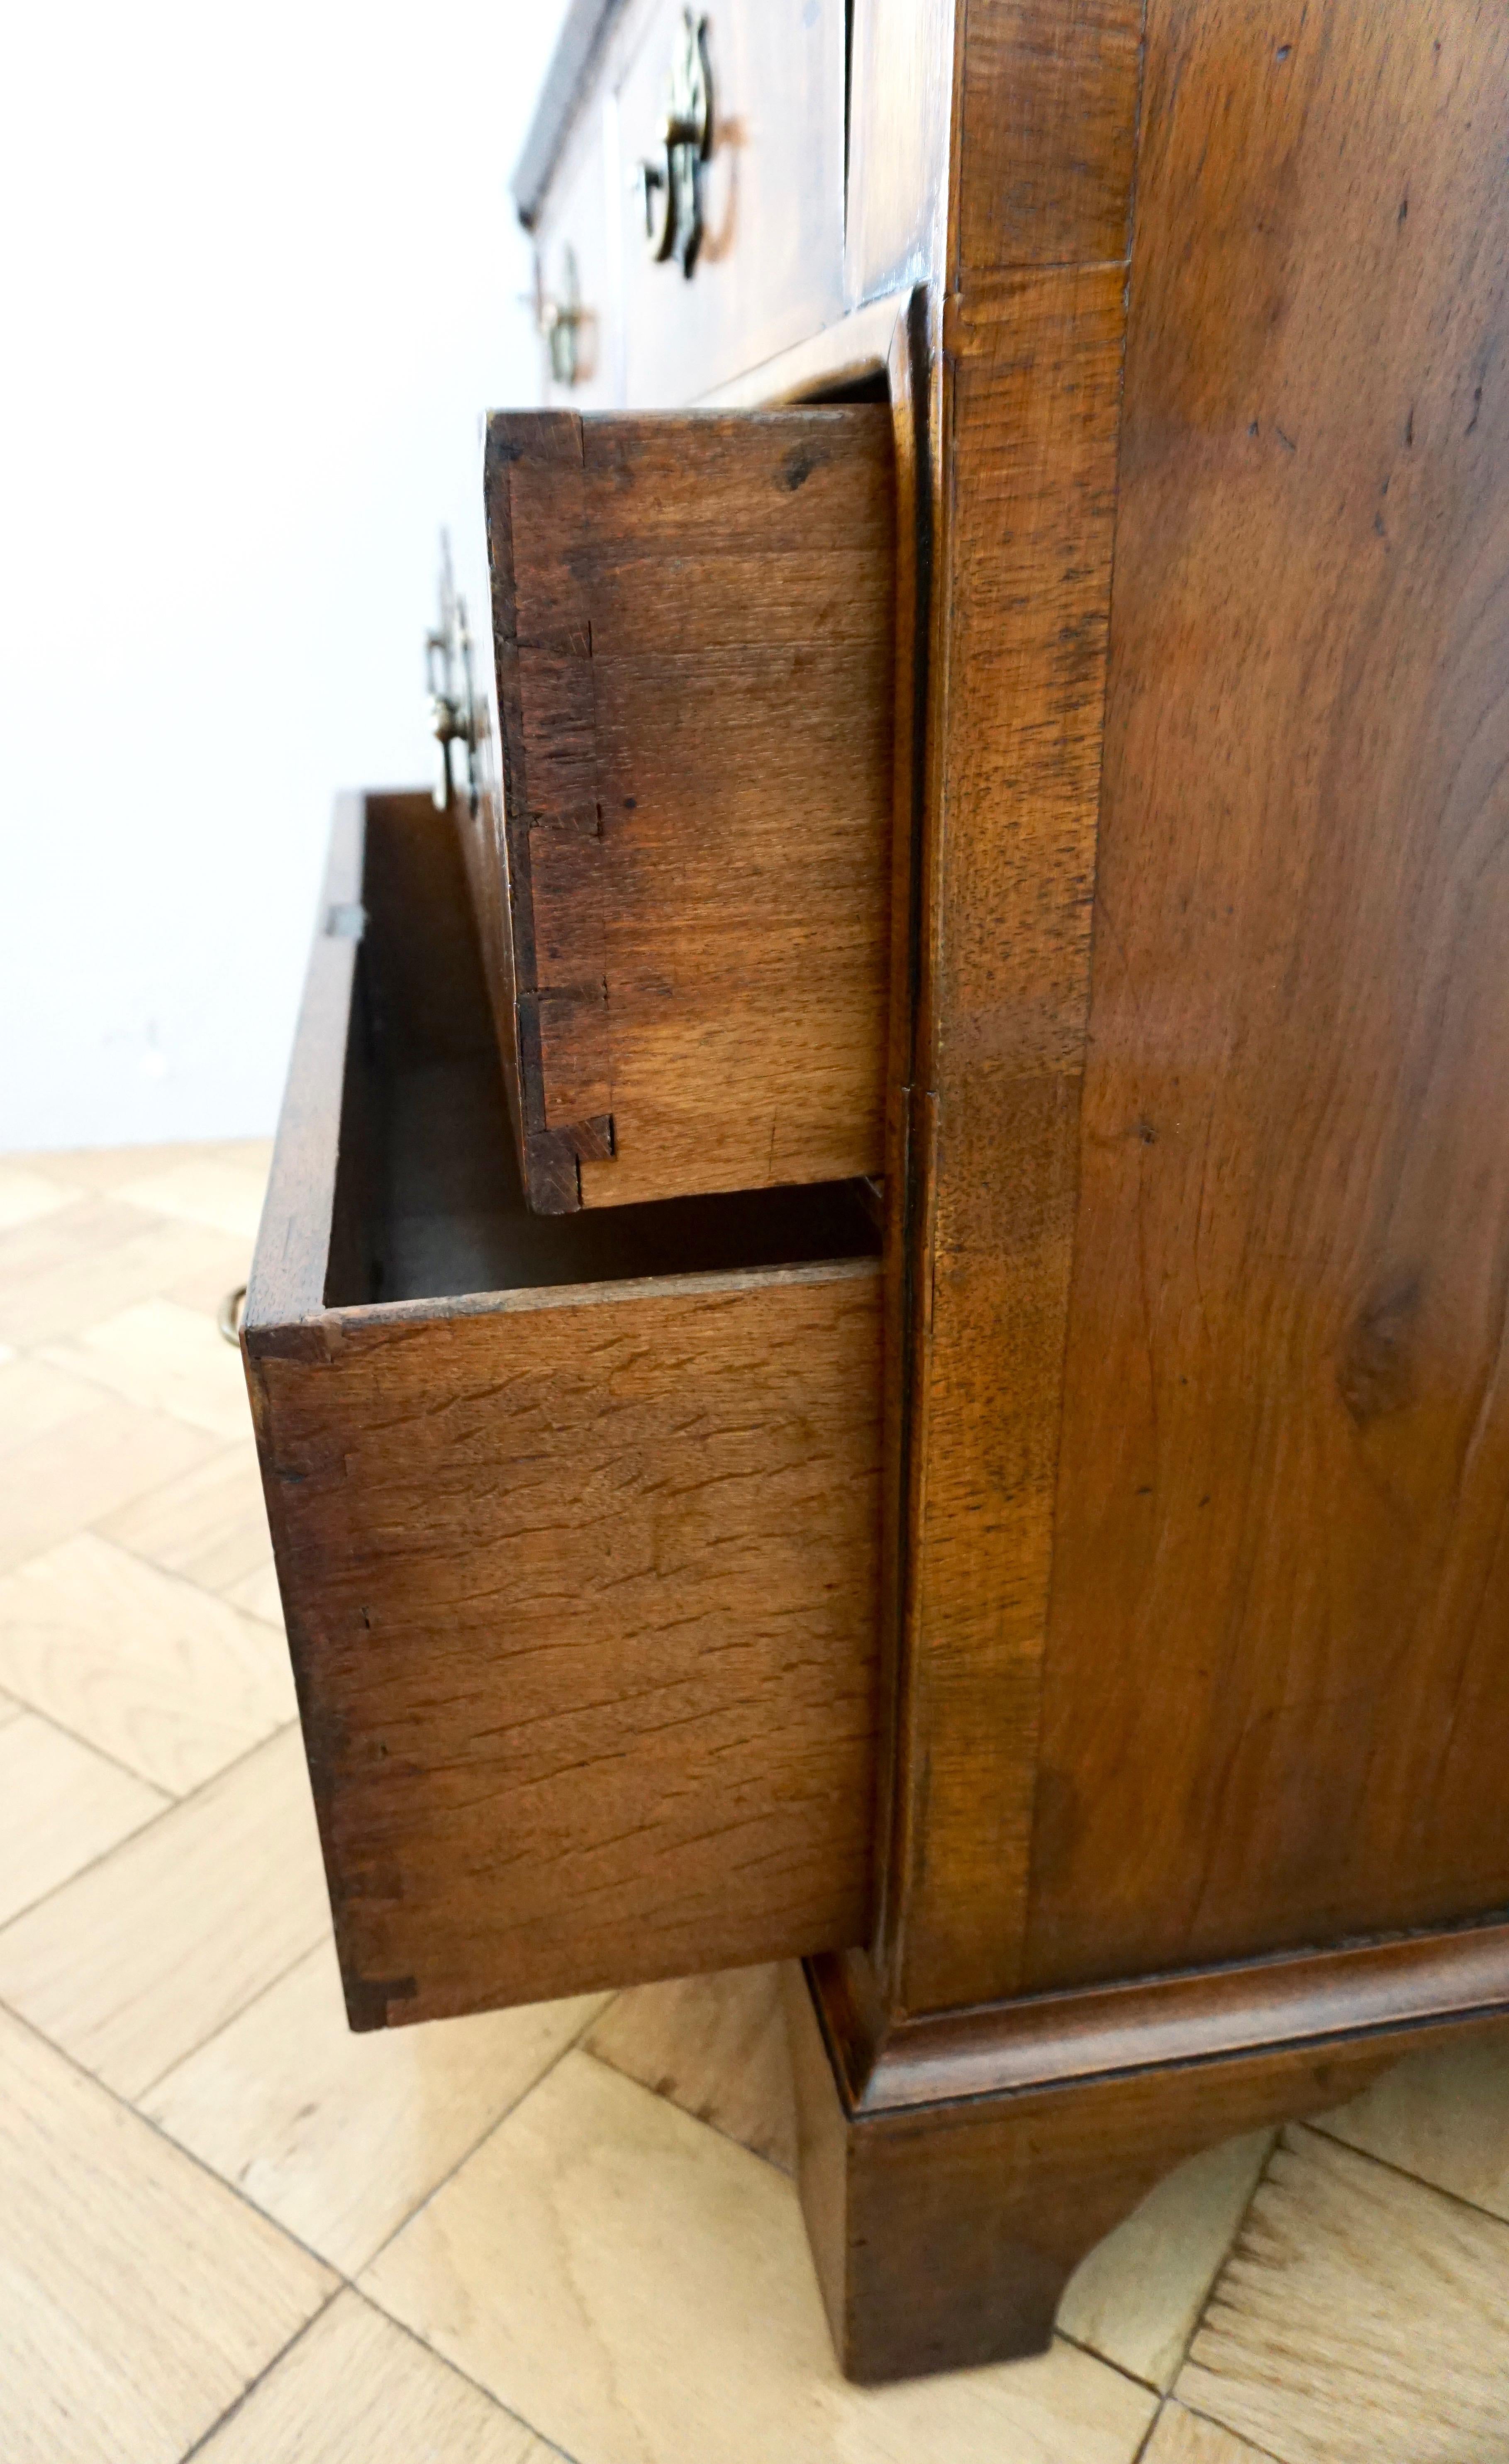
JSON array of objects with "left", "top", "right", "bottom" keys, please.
[
  {"left": 1177, "top": 2124, "right": 1509, "bottom": 2464},
  {"left": 955, "top": 0, "right": 1145, "bottom": 274},
  {"left": 821, "top": 1920, "right": 1509, "bottom": 2113},
  {"left": 145, "top": 1934, "right": 605, "bottom": 2273},
  {"left": 844, "top": 0, "right": 953, "bottom": 307},
  {"left": 251, "top": 1263, "right": 881, "bottom": 2024},
  {"left": 100, "top": 1442, "right": 276, "bottom": 1595},
  {"left": 244, "top": 791, "right": 364, "bottom": 1328},
  {"left": 1058, "top": 2130, "right": 1273, "bottom": 2393},
  {"left": 362, "top": 2046, "right": 1156, "bottom": 2464},
  {"left": 1026, "top": 0, "right": 1509, "bottom": 1988},
  {"left": 479, "top": 407, "right": 894, "bottom": 1211},
  {"left": 613, "top": 0, "right": 847, "bottom": 411},
  {"left": 248, "top": 788, "right": 884, "bottom": 2023},
  {"left": 0, "top": 1708, "right": 165, "bottom": 1929},
  {"left": 788, "top": 1954, "right": 1471, "bottom": 2386},
  {"left": 196, "top": 2291, "right": 555, "bottom": 2464},
  {"left": 1142, "top": 2407, "right": 1270, "bottom": 2464},
  {"left": 0, "top": 1533, "right": 293, "bottom": 1793},
  {"left": 887, "top": 264, "right": 1132, "bottom": 2012},
  {"left": 1316, "top": 2021, "right": 1509, "bottom": 2228},
  {"left": 0, "top": 2001, "right": 332, "bottom": 2464},
  {"left": 0, "top": 1724, "right": 329, "bottom": 2097},
  {"left": 584, "top": 1963, "right": 797, "bottom": 2171}
]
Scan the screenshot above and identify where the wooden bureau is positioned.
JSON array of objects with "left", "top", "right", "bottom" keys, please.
[{"left": 246, "top": 0, "right": 1509, "bottom": 2384}]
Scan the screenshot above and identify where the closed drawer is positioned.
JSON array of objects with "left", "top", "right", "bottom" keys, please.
[
  {"left": 531, "top": 78, "right": 621, "bottom": 407},
  {"left": 244, "top": 790, "right": 881, "bottom": 2028},
  {"left": 528, "top": 0, "right": 847, "bottom": 412},
  {"left": 468, "top": 402, "right": 894, "bottom": 1214},
  {"left": 615, "top": 0, "right": 847, "bottom": 406}
]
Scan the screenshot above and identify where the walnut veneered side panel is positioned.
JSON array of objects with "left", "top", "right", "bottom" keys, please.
[
  {"left": 1026, "top": 0, "right": 1509, "bottom": 1987},
  {"left": 475, "top": 407, "right": 895, "bottom": 1213}
]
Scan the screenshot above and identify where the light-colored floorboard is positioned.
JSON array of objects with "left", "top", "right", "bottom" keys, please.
[
  {"left": 114, "top": 1157, "right": 270, "bottom": 1242},
  {"left": 0, "top": 1163, "right": 74, "bottom": 1235},
  {"left": 146, "top": 1935, "right": 607, "bottom": 2275},
  {"left": 1058, "top": 2129, "right": 1275, "bottom": 2392},
  {"left": 0, "top": 1533, "right": 293, "bottom": 1792},
  {"left": 1315, "top": 2023, "right": 1509, "bottom": 2229},
  {"left": 193, "top": 2291, "right": 557, "bottom": 2463},
  {"left": 1175, "top": 2123, "right": 1509, "bottom": 2464},
  {"left": 0, "top": 1354, "right": 115, "bottom": 1455},
  {"left": 0, "top": 2004, "right": 332, "bottom": 2464},
  {"left": 0, "top": 1392, "right": 217, "bottom": 1577},
  {"left": 584, "top": 1960, "right": 798, "bottom": 2172},
  {"left": 1142, "top": 2403, "right": 1277, "bottom": 2462},
  {"left": 5, "top": 1139, "right": 271, "bottom": 1198},
  {"left": 220, "top": 1557, "right": 283, "bottom": 1628},
  {"left": 99, "top": 1443, "right": 274, "bottom": 1596},
  {"left": 0, "top": 1726, "right": 329, "bottom": 2097},
  {"left": 42, "top": 1296, "right": 254, "bottom": 1443},
  {"left": 0, "top": 1204, "right": 248, "bottom": 1349},
  {"left": 0, "top": 1710, "right": 167, "bottom": 1928},
  {"left": 362, "top": 2050, "right": 1158, "bottom": 2464}
]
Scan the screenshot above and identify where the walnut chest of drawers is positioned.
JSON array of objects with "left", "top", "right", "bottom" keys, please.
[{"left": 246, "top": 0, "right": 1509, "bottom": 2383}]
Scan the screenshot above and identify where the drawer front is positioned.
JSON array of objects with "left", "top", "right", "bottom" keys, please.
[
  {"left": 617, "top": 0, "right": 846, "bottom": 406},
  {"left": 477, "top": 404, "right": 894, "bottom": 1213},
  {"left": 532, "top": 0, "right": 847, "bottom": 412},
  {"left": 245, "top": 791, "right": 882, "bottom": 2027},
  {"left": 532, "top": 87, "right": 622, "bottom": 409}
]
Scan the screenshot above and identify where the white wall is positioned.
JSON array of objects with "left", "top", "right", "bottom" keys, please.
[{"left": 0, "top": 0, "right": 570, "bottom": 1150}]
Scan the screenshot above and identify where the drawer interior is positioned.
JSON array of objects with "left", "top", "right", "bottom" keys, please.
[
  {"left": 248, "top": 787, "right": 884, "bottom": 2023},
  {"left": 328, "top": 792, "right": 881, "bottom": 1309}
]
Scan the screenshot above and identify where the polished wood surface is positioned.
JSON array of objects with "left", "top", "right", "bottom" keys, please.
[
  {"left": 614, "top": 0, "right": 846, "bottom": 410},
  {"left": 234, "top": 0, "right": 1509, "bottom": 2389},
  {"left": 246, "top": 796, "right": 882, "bottom": 2025},
  {"left": 784, "top": 0, "right": 1509, "bottom": 2385},
  {"left": 880, "top": 18, "right": 1141, "bottom": 2018},
  {"left": 789, "top": 1932, "right": 1509, "bottom": 2384},
  {"left": 815, "top": 1919, "right": 1509, "bottom": 2113},
  {"left": 1026, "top": 0, "right": 1509, "bottom": 1988},
  {"left": 527, "top": 0, "right": 846, "bottom": 414},
  {"left": 475, "top": 407, "right": 894, "bottom": 1212},
  {"left": 844, "top": 0, "right": 952, "bottom": 309}
]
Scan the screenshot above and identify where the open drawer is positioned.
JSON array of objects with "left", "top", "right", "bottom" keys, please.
[
  {"left": 468, "top": 405, "right": 895, "bottom": 1214},
  {"left": 243, "top": 792, "right": 882, "bottom": 2029}
]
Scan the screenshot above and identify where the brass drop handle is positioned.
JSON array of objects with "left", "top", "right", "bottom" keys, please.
[
  {"left": 425, "top": 531, "right": 479, "bottom": 815},
  {"left": 636, "top": 10, "right": 713, "bottom": 278},
  {"left": 536, "top": 244, "right": 585, "bottom": 385}
]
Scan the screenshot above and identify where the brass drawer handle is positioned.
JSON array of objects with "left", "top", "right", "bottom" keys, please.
[
  {"left": 217, "top": 1284, "right": 246, "bottom": 1347},
  {"left": 425, "top": 531, "right": 479, "bottom": 814},
  {"left": 637, "top": 10, "right": 713, "bottom": 278},
  {"left": 536, "top": 244, "right": 585, "bottom": 386}
]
